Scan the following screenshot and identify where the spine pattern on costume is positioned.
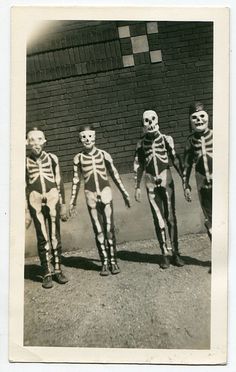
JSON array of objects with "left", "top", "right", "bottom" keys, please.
[
  {"left": 70, "top": 148, "right": 128, "bottom": 266},
  {"left": 134, "top": 132, "right": 181, "bottom": 255},
  {"left": 183, "top": 129, "right": 213, "bottom": 189},
  {"left": 183, "top": 128, "right": 213, "bottom": 238},
  {"left": 26, "top": 151, "right": 64, "bottom": 274}
]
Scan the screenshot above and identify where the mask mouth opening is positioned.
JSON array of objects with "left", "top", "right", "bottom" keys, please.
[
  {"left": 148, "top": 124, "right": 158, "bottom": 132},
  {"left": 195, "top": 122, "right": 206, "bottom": 129}
]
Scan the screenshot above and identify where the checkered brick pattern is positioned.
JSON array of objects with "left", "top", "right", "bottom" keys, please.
[{"left": 118, "top": 22, "right": 162, "bottom": 67}]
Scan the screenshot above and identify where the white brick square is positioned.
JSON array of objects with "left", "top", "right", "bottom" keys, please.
[
  {"left": 131, "top": 35, "right": 149, "bottom": 54},
  {"left": 150, "top": 50, "right": 162, "bottom": 63},
  {"left": 118, "top": 26, "right": 130, "bottom": 38},
  {"left": 122, "top": 54, "right": 135, "bottom": 67},
  {"left": 147, "top": 22, "right": 158, "bottom": 34}
]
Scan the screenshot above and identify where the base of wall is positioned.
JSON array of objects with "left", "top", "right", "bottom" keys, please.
[{"left": 25, "top": 167, "right": 205, "bottom": 257}]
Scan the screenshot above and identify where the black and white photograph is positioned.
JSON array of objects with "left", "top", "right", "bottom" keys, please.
[{"left": 9, "top": 6, "right": 229, "bottom": 365}]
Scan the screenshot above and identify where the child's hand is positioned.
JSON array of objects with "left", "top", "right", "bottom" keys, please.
[
  {"left": 184, "top": 188, "right": 192, "bottom": 202},
  {"left": 60, "top": 204, "right": 68, "bottom": 222},
  {"left": 25, "top": 209, "right": 32, "bottom": 229},
  {"left": 123, "top": 193, "right": 131, "bottom": 208},
  {"left": 135, "top": 188, "right": 141, "bottom": 202},
  {"left": 69, "top": 204, "right": 77, "bottom": 217}
]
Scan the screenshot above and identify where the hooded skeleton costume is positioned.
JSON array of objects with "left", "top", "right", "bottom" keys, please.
[
  {"left": 134, "top": 110, "right": 184, "bottom": 269},
  {"left": 183, "top": 102, "right": 213, "bottom": 239},
  {"left": 69, "top": 126, "right": 130, "bottom": 276},
  {"left": 25, "top": 128, "right": 68, "bottom": 288}
]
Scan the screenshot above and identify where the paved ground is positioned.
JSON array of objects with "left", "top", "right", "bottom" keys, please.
[{"left": 24, "top": 233, "right": 211, "bottom": 349}]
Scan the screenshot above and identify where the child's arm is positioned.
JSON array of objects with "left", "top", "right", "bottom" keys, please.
[
  {"left": 134, "top": 140, "right": 145, "bottom": 202},
  {"left": 103, "top": 151, "right": 130, "bottom": 208},
  {"left": 50, "top": 153, "right": 67, "bottom": 221},
  {"left": 69, "top": 154, "right": 82, "bottom": 216},
  {"left": 164, "top": 135, "right": 183, "bottom": 178},
  {"left": 183, "top": 139, "right": 194, "bottom": 202}
]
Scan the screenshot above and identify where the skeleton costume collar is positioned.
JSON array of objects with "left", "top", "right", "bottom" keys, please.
[
  {"left": 70, "top": 126, "right": 130, "bottom": 275},
  {"left": 183, "top": 102, "right": 213, "bottom": 240},
  {"left": 25, "top": 128, "right": 67, "bottom": 284},
  {"left": 134, "top": 110, "right": 184, "bottom": 267}
]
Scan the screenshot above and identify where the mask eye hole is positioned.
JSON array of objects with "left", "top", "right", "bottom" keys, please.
[
  {"left": 145, "top": 118, "right": 149, "bottom": 123},
  {"left": 152, "top": 117, "right": 155, "bottom": 121},
  {"left": 192, "top": 115, "right": 197, "bottom": 120},
  {"left": 89, "top": 135, "right": 92, "bottom": 138},
  {"left": 200, "top": 114, "right": 205, "bottom": 118},
  {"left": 82, "top": 135, "right": 86, "bottom": 139}
]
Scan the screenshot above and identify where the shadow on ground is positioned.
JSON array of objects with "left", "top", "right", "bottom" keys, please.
[
  {"left": 24, "top": 256, "right": 101, "bottom": 283},
  {"left": 25, "top": 250, "right": 211, "bottom": 284},
  {"left": 117, "top": 250, "right": 211, "bottom": 268},
  {"left": 24, "top": 264, "right": 42, "bottom": 283}
]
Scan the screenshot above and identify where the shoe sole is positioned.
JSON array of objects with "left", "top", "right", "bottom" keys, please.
[
  {"left": 111, "top": 270, "right": 120, "bottom": 275},
  {"left": 100, "top": 272, "right": 110, "bottom": 276},
  {"left": 42, "top": 284, "right": 53, "bottom": 289},
  {"left": 160, "top": 265, "right": 170, "bottom": 269},
  {"left": 55, "top": 280, "right": 68, "bottom": 284}
]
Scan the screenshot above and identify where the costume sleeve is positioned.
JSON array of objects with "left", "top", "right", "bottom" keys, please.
[
  {"left": 49, "top": 153, "right": 65, "bottom": 204},
  {"left": 134, "top": 140, "right": 145, "bottom": 188},
  {"left": 103, "top": 151, "right": 129, "bottom": 198},
  {"left": 70, "top": 154, "right": 81, "bottom": 206},
  {"left": 183, "top": 138, "right": 194, "bottom": 190},
  {"left": 164, "top": 135, "right": 183, "bottom": 178}
]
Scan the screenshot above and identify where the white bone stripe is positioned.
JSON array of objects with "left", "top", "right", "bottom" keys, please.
[
  {"left": 191, "top": 131, "right": 213, "bottom": 162},
  {"left": 201, "top": 135, "right": 211, "bottom": 183},
  {"left": 152, "top": 142, "right": 159, "bottom": 178}
]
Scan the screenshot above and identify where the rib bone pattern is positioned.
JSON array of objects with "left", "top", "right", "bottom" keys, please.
[
  {"left": 80, "top": 151, "right": 108, "bottom": 184},
  {"left": 190, "top": 129, "right": 213, "bottom": 162},
  {"left": 143, "top": 134, "right": 169, "bottom": 166},
  {"left": 26, "top": 152, "right": 55, "bottom": 185}
]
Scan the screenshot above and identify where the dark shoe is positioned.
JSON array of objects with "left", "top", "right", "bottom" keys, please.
[
  {"left": 160, "top": 255, "right": 170, "bottom": 269},
  {"left": 110, "top": 263, "right": 120, "bottom": 275},
  {"left": 172, "top": 254, "right": 185, "bottom": 267},
  {"left": 42, "top": 274, "right": 53, "bottom": 289},
  {"left": 54, "top": 271, "right": 68, "bottom": 284},
  {"left": 100, "top": 263, "right": 110, "bottom": 276}
]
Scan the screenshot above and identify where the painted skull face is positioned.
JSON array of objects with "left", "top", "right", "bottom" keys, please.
[
  {"left": 26, "top": 130, "right": 46, "bottom": 157},
  {"left": 143, "top": 110, "right": 159, "bottom": 134},
  {"left": 79, "top": 130, "right": 96, "bottom": 150},
  {"left": 190, "top": 110, "right": 209, "bottom": 133}
]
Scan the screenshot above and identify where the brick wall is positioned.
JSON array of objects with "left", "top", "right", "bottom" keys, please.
[{"left": 26, "top": 21, "right": 213, "bottom": 181}]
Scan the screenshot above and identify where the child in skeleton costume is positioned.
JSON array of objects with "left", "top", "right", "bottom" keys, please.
[
  {"left": 134, "top": 110, "right": 185, "bottom": 269},
  {"left": 69, "top": 125, "right": 130, "bottom": 276},
  {"left": 25, "top": 128, "right": 68, "bottom": 289},
  {"left": 183, "top": 102, "right": 212, "bottom": 241}
]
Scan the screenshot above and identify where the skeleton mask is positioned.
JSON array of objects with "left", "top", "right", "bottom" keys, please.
[
  {"left": 143, "top": 110, "right": 159, "bottom": 134},
  {"left": 26, "top": 129, "right": 46, "bottom": 157},
  {"left": 79, "top": 130, "right": 96, "bottom": 150},
  {"left": 190, "top": 110, "right": 209, "bottom": 133}
]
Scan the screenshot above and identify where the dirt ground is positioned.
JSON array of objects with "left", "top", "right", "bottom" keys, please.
[{"left": 24, "top": 233, "right": 211, "bottom": 349}]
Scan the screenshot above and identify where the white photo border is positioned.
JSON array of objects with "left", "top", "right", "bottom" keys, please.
[{"left": 10, "top": 6, "right": 229, "bottom": 364}]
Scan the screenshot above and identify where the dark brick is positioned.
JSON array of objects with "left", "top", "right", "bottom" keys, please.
[
  {"left": 130, "top": 22, "right": 147, "bottom": 37},
  {"left": 120, "top": 38, "right": 133, "bottom": 55}
]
